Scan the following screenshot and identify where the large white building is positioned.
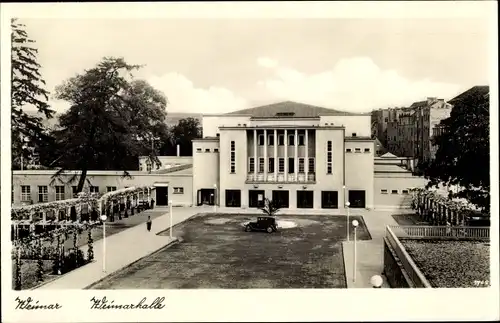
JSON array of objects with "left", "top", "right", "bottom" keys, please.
[{"left": 12, "top": 101, "right": 426, "bottom": 210}]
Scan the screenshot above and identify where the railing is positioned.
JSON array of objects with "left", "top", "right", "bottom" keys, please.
[
  {"left": 385, "top": 226, "right": 432, "bottom": 288},
  {"left": 246, "top": 172, "right": 316, "bottom": 183},
  {"left": 388, "top": 225, "right": 490, "bottom": 241}
]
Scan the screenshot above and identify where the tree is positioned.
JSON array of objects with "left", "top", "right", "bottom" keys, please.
[
  {"left": 161, "top": 117, "right": 202, "bottom": 156},
  {"left": 260, "top": 198, "right": 281, "bottom": 217},
  {"left": 423, "top": 90, "right": 489, "bottom": 212},
  {"left": 11, "top": 19, "right": 54, "bottom": 169},
  {"left": 48, "top": 57, "right": 168, "bottom": 192}
]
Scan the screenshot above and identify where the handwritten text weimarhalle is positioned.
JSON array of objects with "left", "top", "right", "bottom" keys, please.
[{"left": 90, "top": 296, "right": 165, "bottom": 310}]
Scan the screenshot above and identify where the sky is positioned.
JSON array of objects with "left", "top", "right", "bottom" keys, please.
[{"left": 22, "top": 17, "right": 491, "bottom": 114}]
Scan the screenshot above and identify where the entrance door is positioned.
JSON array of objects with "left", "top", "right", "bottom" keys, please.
[
  {"left": 321, "top": 191, "right": 339, "bottom": 209},
  {"left": 297, "top": 190, "right": 313, "bottom": 208},
  {"left": 156, "top": 187, "right": 169, "bottom": 206},
  {"left": 198, "top": 189, "right": 216, "bottom": 205},
  {"left": 272, "top": 190, "right": 289, "bottom": 208},
  {"left": 348, "top": 190, "right": 366, "bottom": 208},
  {"left": 249, "top": 190, "right": 265, "bottom": 208},
  {"left": 225, "top": 190, "right": 241, "bottom": 207}
]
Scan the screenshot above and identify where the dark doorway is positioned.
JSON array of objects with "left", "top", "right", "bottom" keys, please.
[
  {"left": 249, "top": 190, "right": 265, "bottom": 208},
  {"left": 156, "top": 187, "right": 169, "bottom": 206},
  {"left": 197, "top": 189, "right": 215, "bottom": 206},
  {"left": 321, "top": 191, "right": 339, "bottom": 209},
  {"left": 348, "top": 190, "right": 366, "bottom": 208},
  {"left": 225, "top": 190, "right": 241, "bottom": 207},
  {"left": 272, "top": 190, "right": 289, "bottom": 208},
  {"left": 297, "top": 190, "right": 314, "bottom": 208}
]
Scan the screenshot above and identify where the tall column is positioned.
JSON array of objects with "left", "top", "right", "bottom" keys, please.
[
  {"left": 253, "top": 129, "right": 258, "bottom": 179},
  {"left": 284, "top": 129, "right": 288, "bottom": 181},
  {"left": 294, "top": 129, "right": 298, "bottom": 181},
  {"left": 263, "top": 129, "right": 267, "bottom": 180},
  {"left": 274, "top": 129, "right": 278, "bottom": 180},
  {"left": 305, "top": 129, "right": 309, "bottom": 177}
]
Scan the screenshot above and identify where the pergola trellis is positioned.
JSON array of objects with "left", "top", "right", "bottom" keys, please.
[
  {"left": 11, "top": 186, "right": 156, "bottom": 242},
  {"left": 409, "top": 188, "right": 478, "bottom": 226}
]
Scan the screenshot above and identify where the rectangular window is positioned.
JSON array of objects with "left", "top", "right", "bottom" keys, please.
[
  {"left": 352, "top": 133, "right": 357, "bottom": 137},
  {"left": 278, "top": 134, "right": 285, "bottom": 146},
  {"left": 72, "top": 186, "right": 78, "bottom": 198},
  {"left": 355, "top": 148, "right": 361, "bottom": 153},
  {"left": 278, "top": 158, "right": 285, "bottom": 173},
  {"left": 391, "top": 190, "right": 398, "bottom": 194},
  {"left": 298, "top": 158, "right": 305, "bottom": 173},
  {"left": 298, "top": 134, "right": 305, "bottom": 146},
  {"left": 196, "top": 148, "right": 202, "bottom": 152},
  {"left": 381, "top": 189, "right": 388, "bottom": 194},
  {"left": 288, "top": 158, "right": 294, "bottom": 173},
  {"left": 308, "top": 158, "right": 315, "bottom": 173},
  {"left": 346, "top": 148, "right": 352, "bottom": 153},
  {"left": 38, "top": 185, "right": 48, "bottom": 203},
  {"left": 214, "top": 148, "right": 219, "bottom": 152},
  {"left": 107, "top": 186, "right": 117, "bottom": 192},
  {"left": 230, "top": 141, "right": 236, "bottom": 174},
  {"left": 326, "top": 140, "right": 333, "bottom": 174},
  {"left": 205, "top": 148, "right": 210, "bottom": 152},
  {"left": 258, "top": 134, "right": 264, "bottom": 146},
  {"left": 21, "top": 185, "right": 31, "bottom": 202},
  {"left": 268, "top": 158, "right": 275, "bottom": 173},
  {"left": 288, "top": 134, "right": 295, "bottom": 146},
  {"left": 173, "top": 187, "right": 184, "bottom": 194},
  {"left": 268, "top": 134, "right": 274, "bottom": 146},
  {"left": 364, "top": 148, "right": 370, "bottom": 153},
  {"left": 90, "top": 186, "right": 99, "bottom": 193},
  {"left": 55, "top": 186, "right": 65, "bottom": 201},
  {"left": 249, "top": 157, "right": 255, "bottom": 173},
  {"left": 258, "top": 158, "right": 265, "bottom": 173},
  {"left": 402, "top": 189, "right": 409, "bottom": 194}
]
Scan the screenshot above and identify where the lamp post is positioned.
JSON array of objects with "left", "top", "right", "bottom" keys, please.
[
  {"left": 352, "top": 219, "right": 359, "bottom": 282},
  {"left": 100, "top": 214, "right": 107, "bottom": 272},
  {"left": 213, "top": 184, "right": 218, "bottom": 213},
  {"left": 345, "top": 201, "right": 350, "bottom": 241},
  {"left": 169, "top": 200, "right": 173, "bottom": 238},
  {"left": 370, "top": 275, "right": 383, "bottom": 288}
]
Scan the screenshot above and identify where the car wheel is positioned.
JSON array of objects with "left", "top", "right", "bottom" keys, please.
[
  {"left": 245, "top": 225, "right": 252, "bottom": 232},
  {"left": 267, "top": 226, "right": 273, "bottom": 233}
]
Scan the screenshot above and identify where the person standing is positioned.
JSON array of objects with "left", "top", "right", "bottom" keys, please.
[{"left": 146, "top": 216, "right": 152, "bottom": 232}]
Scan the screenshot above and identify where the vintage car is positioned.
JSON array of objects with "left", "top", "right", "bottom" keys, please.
[{"left": 244, "top": 216, "right": 278, "bottom": 233}]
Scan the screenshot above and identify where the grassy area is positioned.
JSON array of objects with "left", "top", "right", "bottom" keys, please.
[
  {"left": 401, "top": 239, "right": 490, "bottom": 288},
  {"left": 392, "top": 213, "right": 430, "bottom": 226},
  {"left": 90, "top": 213, "right": 371, "bottom": 289},
  {"left": 13, "top": 209, "right": 166, "bottom": 290}
]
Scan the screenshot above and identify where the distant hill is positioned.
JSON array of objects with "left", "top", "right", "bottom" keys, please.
[{"left": 23, "top": 110, "right": 202, "bottom": 129}]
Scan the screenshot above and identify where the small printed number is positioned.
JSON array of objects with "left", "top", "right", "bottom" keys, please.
[{"left": 473, "top": 280, "right": 490, "bottom": 286}]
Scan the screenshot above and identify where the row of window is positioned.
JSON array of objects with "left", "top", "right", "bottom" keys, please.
[
  {"left": 195, "top": 148, "right": 219, "bottom": 153},
  {"left": 19, "top": 185, "right": 117, "bottom": 203},
  {"left": 346, "top": 148, "right": 371, "bottom": 153},
  {"left": 380, "top": 189, "right": 409, "bottom": 195},
  {"left": 230, "top": 141, "right": 236, "bottom": 173},
  {"left": 249, "top": 157, "right": 316, "bottom": 174},
  {"left": 255, "top": 133, "right": 307, "bottom": 146}
]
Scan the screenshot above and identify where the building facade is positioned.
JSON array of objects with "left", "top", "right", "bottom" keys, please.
[
  {"left": 193, "top": 101, "right": 374, "bottom": 210},
  {"left": 12, "top": 101, "right": 430, "bottom": 211}
]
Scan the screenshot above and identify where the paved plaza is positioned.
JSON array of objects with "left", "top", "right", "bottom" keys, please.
[{"left": 89, "top": 213, "right": 372, "bottom": 289}]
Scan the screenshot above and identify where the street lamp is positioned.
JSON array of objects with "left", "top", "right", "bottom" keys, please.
[
  {"left": 100, "top": 214, "right": 107, "bottom": 272},
  {"left": 213, "top": 184, "right": 218, "bottom": 213},
  {"left": 352, "top": 219, "right": 359, "bottom": 282},
  {"left": 169, "top": 200, "right": 173, "bottom": 238},
  {"left": 345, "top": 201, "right": 350, "bottom": 241},
  {"left": 370, "top": 275, "right": 383, "bottom": 288}
]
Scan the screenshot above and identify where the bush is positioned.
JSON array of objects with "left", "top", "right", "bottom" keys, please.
[{"left": 60, "top": 249, "right": 87, "bottom": 274}]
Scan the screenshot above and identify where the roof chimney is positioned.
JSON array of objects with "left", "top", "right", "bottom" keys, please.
[{"left": 177, "top": 144, "right": 180, "bottom": 157}]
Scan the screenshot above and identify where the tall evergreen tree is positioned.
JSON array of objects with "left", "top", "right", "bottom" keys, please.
[
  {"left": 424, "top": 88, "right": 490, "bottom": 212},
  {"left": 11, "top": 19, "right": 54, "bottom": 169}
]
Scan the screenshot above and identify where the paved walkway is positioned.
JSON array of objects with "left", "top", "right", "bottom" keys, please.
[
  {"left": 36, "top": 207, "right": 199, "bottom": 290},
  {"left": 342, "top": 209, "right": 413, "bottom": 288}
]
